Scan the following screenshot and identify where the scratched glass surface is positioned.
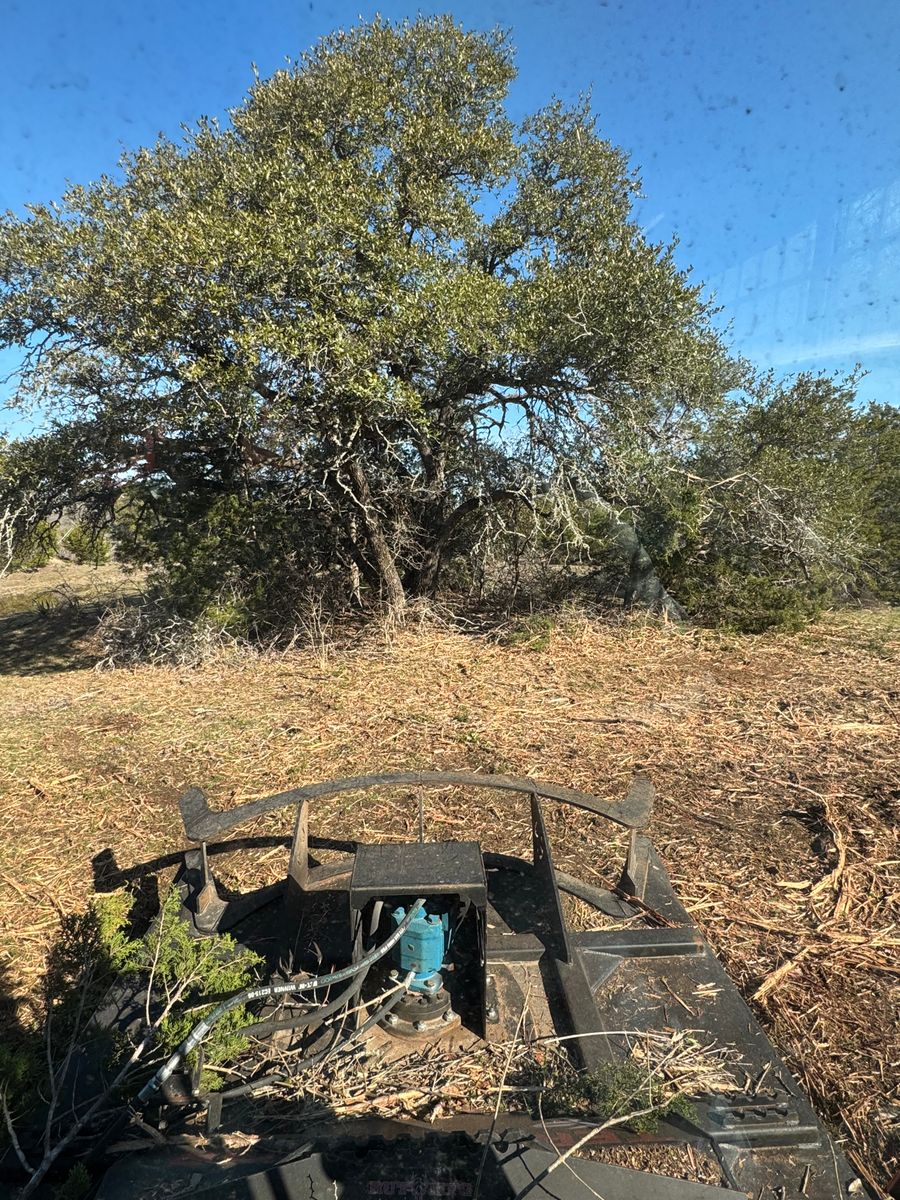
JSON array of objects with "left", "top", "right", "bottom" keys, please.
[{"left": 1, "top": 0, "right": 897, "bottom": 425}]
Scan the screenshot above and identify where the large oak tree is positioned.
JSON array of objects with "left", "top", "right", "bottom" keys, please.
[
  {"left": 0, "top": 17, "right": 735, "bottom": 616},
  {"left": 0, "top": 17, "right": 796, "bottom": 621}
]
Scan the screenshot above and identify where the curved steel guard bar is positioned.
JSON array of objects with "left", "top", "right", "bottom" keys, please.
[{"left": 179, "top": 771, "right": 654, "bottom": 842}]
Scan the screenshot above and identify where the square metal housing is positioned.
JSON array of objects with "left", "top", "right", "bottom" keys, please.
[{"left": 349, "top": 840, "right": 487, "bottom": 908}]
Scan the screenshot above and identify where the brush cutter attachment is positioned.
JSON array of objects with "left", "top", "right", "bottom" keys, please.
[{"left": 87, "top": 772, "right": 870, "bottom": 1199}]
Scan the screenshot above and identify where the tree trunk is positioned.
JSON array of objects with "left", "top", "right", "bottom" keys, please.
[
  {"left": 346, "top": 458, "right": 407, "bottom": 616},
  {"left": 574, "top": 494, "right": 686, "bottom": 620},
  {"left": 608, "top": 518, "right": 687, "bottom": 620},
  {"left": 416, "top": 544, "right": 443, "bottom": 598},
  {"left": 348, "top": 558, "right": 362, "bottom": 608},
  {"left": 411, "top": 435, "right": 447, "bottom": 597},
  {"left": 621, "top": 539, "right": 687, "bottom": 619},
  {"left": 546, "top": 483, "right": 688, "bottom": 620},
  {"left": 415, "top": 489, "right": 527, "bottom": 597}
]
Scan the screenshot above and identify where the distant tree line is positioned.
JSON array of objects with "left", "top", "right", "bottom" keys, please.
[{"left": 0, "top": 17, "right": 897, "bottom": 635}]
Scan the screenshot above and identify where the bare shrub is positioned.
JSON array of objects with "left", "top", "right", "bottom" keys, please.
[
  {"left": 95, "top": 597, "right": 246, "bottom": 668},
  {"left": 293, "top": 592, "right": 336, "bottom": 668}
]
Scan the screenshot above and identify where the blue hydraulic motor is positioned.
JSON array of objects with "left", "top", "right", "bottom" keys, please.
[{"left": 391, "top": 905, "right": 449, "bottom": 994}]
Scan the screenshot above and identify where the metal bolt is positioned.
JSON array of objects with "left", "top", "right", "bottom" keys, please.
[
  {"left": 414, "top": 1020, "right": 426, "bottom": 1032},
  {"left": 384, "top": 1013, "right": 399, "bottom": 1026},
  {"left": 485, "top": 975, "right": 495, "bottom": 986},
  {"left": 486, "top": 1006, "right": 499, "bottom": 1023},
  {"left": 442, "top": 1010, "right": 454, "bottom": 1023},
  {"left": 389, "top": 968, "right": 399, "bottom": 980}
]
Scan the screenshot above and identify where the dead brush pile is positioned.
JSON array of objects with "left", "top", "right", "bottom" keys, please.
[
  {"left": 240, "top": 1019, "right": 744, "bottom": 1126},
  {"left": 0, "top": 607, "right": 897, "bottom": 1188}
]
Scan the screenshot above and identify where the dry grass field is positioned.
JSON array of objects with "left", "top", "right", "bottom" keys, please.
[{"left": 0, "top": 564, "right": 898, "bottom": 1191}]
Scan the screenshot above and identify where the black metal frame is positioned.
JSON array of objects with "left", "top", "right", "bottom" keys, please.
[{"left": 163, "top": 771, "right": 872, "bottom": 1200}]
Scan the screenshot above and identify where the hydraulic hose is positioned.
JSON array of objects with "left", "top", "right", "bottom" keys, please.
[
  {"left": 277, "top": 969, "right": 416, "bottom": 1074},
  {"left": 346, "top": 970, "right": 414, "bottom": 1044},
  {"left": 241, "top": 965, "right": 371, "bottom": 1040},
  {"left": 137, "top": 898, "right": 426, "bottom": 1104},
  {"left": 214, "top": 969, "right": 417, "bottom": 1098}
]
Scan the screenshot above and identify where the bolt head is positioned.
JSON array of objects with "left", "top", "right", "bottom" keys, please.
[
  {"left": 414, "top": 1020, "right": 426, "bottom": 1032},
  {"left": 442, "top": 1010, "right": 454, "bottom": 1023},
  {"left": 485, "top": 975, "right": 495, "bottom": 986},
  {"left": 385, "top": 1012, "right": 399, "bottom": 1026},
  {"left": 389, "top": 968, "right": 399, "bottom": 980},
  {"left": 486, "top": 1006, "right": 499, "bottom": 1022}
]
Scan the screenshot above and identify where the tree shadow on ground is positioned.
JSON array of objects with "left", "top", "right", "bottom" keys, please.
[
  {"left": 0, "top": 838, "right": 352, "bottom": 1197},
  {"left": 0, "top": 962, "right": 42, "bottom": 1190},
  {"left": 0, "top": 915, "right": 124, "bottom": 1195},
  {"left": 0, "top": 604, "right": 105, "bottom": 675},
  {"left": 0, "top": 562, "right": 148, "bottom": 676},
  {"left": 0, "top": 588, "right": 148, "bottom": 675}
]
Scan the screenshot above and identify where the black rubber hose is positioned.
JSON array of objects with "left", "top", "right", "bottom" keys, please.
[
  {"left": 137, "top": 898, "right": 426, "bottom": 1103},
  {"left": 345, "top": 971, "right": 414, "bottom": 1045},
  {"left": 285, "top": 969, "right": 415, "bottom": 1073},
  {"left": 212, "top": 971, "right": 415, "bottom": 1098},
  {"left": 216, "top": 1072, "right": 284, "bottom": 1100},
  {"left": 241, "top": 965, "right": 371, "bottom": 1040}
]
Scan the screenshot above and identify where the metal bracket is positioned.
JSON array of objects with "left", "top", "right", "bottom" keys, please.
[{"left": 179, "top": 771, "right": 654, "bottom": 842}]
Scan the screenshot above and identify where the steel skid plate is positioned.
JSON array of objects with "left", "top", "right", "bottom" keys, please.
[
  {"left": 98, "top": 772, "right": 871, "bottom": 1200},
  {"left": 95, "top": 1133, "right": 741, "bottom": 1199}
]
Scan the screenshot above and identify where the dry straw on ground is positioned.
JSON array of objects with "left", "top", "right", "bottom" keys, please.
[
  {"left": 240, "top": 1021, "right": 742, "bottom": 1123},
  {"left": 0, "top": 599, "right": 897, "bottom": 1188}
]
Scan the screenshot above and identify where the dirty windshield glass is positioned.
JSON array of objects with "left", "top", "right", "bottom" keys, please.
[{"left": 1, "top": 5, "right": 898, "bottom": 1200}]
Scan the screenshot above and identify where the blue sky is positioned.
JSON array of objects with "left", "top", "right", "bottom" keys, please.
[{"left": 1, "top": 0, "right": 899, "bottom": 433}]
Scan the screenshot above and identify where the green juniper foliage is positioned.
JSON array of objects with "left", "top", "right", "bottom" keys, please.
[
  {"left": 849, "top": 403, "right": 900, "bottom": 603},
  {"left": 92, "top": 888, "right": 262, "bottom": 995},
  {"left": 94, "top": 888, "right": 262, "bottom": 1088},
  {"left": 63, "top": 520, "right": 111, "bottom": 566},
  {"left": 0, "top": 17, "right": 893, "bottom": 630},
  {"left": 540, "top": 1059, "right": 694, "bottom": 1133},
  {"left": 0, "top": 890, "right": 262, "bottom": 1120},
  {"left": 0, "top": 889, "right": 262, "bottom": 1199},
  {"left": 53, "top": 1163, "right": 91, "bottom": 1200}
]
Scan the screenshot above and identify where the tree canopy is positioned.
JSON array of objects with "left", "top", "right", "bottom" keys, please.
[{"left": 0, "top": 16, "right": 894, "bottom": 632}]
